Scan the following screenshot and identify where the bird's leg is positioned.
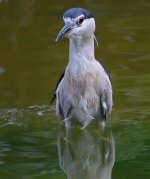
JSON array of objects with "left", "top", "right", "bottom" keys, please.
[
  {"left": 62, "top": 106, "right": 73, "bottom": 129},
  {"left": 81, "top": 109, "right": 95, "bottom": 129},
  {"left": 98, "top": 121, "right": 106, "bottom": 131},
  {"left": 60, "top": 117, "right": 71, "bottom": 127},
  {"left": 65, "top": 119, "right": 72, "bottom": 129},
  {"left": 81, "top": 122, "right": 90, "bottom": 130}
]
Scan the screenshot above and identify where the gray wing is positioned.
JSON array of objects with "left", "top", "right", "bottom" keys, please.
[
  {"left": 56, "top": 88, "right": 72, "bottom": 122},
  {"left": 100, "top": 80, "right": 112, "bottom": 120},
  {"left": 50, "top": 70, "right": 65, "bottom": 104},
  {"left": 54, "top": 70, "right": 72, "bottom": 122},
  {"left": 100, "top": 92, "right": 108, "bottom": 120}
]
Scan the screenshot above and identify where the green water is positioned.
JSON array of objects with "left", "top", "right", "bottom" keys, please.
[{"left": 0, "top": 0, "right": 150, "bottom": 178}]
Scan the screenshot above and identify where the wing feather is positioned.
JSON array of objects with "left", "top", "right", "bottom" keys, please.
[{"left": 50, "top": 70, "right": 65, "bottom": 104}]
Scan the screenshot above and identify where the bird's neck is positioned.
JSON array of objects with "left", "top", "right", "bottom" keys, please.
[{"left": 69, "top": 35, "right": 95, "bottom": 63}]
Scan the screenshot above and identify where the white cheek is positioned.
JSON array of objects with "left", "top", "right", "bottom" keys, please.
[
  {"left": 78, "top": 18, "right": 95, "bottom": 36},
  {"left": 67, "top": 18, "right": 95, "bottom": 38}
]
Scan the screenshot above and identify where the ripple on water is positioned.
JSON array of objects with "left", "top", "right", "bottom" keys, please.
[{"left": 0, "top": 105, "right": 56, "bottom": 129}]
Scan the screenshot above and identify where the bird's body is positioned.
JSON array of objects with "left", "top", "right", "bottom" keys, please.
[{"left": 52, "top": 8, "right": 112, "bottom": 128}]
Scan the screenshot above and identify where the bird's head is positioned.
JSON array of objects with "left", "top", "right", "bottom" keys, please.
[{"left": 56, "top": 8, "right": 95, "bottom": 42}]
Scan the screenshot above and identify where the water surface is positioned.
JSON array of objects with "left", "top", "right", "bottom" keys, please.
[{"left": 0, "top": 0, "right": 150, "bottom": 178}]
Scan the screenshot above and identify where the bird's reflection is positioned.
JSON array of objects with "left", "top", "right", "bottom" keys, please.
[{"left": 57, "top": 126, "right": 115, "bottom": 179}]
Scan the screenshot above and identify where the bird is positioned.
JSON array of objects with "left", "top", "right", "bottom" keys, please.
[{"left": 51, "top": 8, "right": 112, "bottom": 128}]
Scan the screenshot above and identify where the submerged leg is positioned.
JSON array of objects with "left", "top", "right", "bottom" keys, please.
[
  {"left": 65, "top": 119, "right": 72, "bottom": 129},
  {"left": 98, "top": 120, "right": 106, "bottom": 131},
  {"left": 64, "top": 106, "right": 73, "bottom": 129}
]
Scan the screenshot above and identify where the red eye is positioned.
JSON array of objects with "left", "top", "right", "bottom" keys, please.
[{"left": 79, "top": 17, "right": 84, "bottom": 24}]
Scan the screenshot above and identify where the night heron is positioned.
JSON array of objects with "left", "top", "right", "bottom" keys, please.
[{"left": 51, "top": 8, "right": 112, "bottom": 128}]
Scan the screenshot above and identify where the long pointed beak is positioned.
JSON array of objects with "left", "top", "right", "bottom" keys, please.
[{"left": 55, "top": 22, "right": 74, "bottom": 42}]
